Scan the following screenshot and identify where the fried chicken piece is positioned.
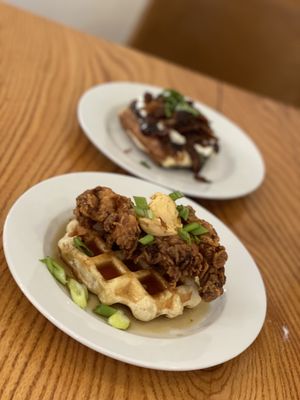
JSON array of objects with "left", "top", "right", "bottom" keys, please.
[
  {"left": 133, "top": 235, "right": 204, "bottom": 283},
  {"left": 74, "top": 187, "right": 141, "bottom": 257},
  {"left": 132, "top": 206, "right": 227, "bottom": 301},
  {"left": 186, "top": 206, "right": 227, "bottom": 301},
  {"left": 74, "top": 186, "right": 227, "bottom": 302}
]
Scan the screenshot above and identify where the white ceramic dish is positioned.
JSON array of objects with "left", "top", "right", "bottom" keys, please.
[
  {"left": 77, "top": 82, "right": 265, "bottom": 199},
  {"left": 3, "top": 172, "right": 266, "bottom": 371}
]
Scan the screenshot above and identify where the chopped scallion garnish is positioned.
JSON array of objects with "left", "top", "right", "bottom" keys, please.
[
  {"left": 133, "top": 196, "right": 154, "bottom": 219},
  {"left": 73, "top": 237, "right": 94, "bottom": 257},
  {"left": 134, "top": 206, "right": 148, "bottom": 218},
  {"left": 169, "top": 191, "right": 184, "bottom": 201},
  {"left": 134, "top": 206, "right": 154, "bottom": 219},
  {"left": 176, "top": 102, "right": 200, "bottom": 116},
  {"left": 190, "top": 225, "right": 208, "bottom": 235},
  {"left": 139, "top": 234, "right": 155, "bottom": 245},
  {"left": 162, "top": 89, "right": 184, "bottom": 102},
  {"left": 183, "top": 222, "right": 208, "bottom": 235},
  {"left": 40, "top": 256, "right": 67, "bottom": 285},
  {"left": 133, "top": 196, "right": 148, "bottom": 209},
  {"left": 161, "top": 89, "right": 199, "bottom": 117},
  {"left": 183, "top": 222, "right": 201, "bottom": 233},
  {"left": 140, "top": 160, "right": 151, "bottom": 169},
  {"left": 147, "top": 209, "right": 154, "bottom": 219},
  {"left": 67, "top": 278, "right": 88, "bottom": 309},
  {"left": 108, "top": 310, "right": 130, "bottom": 330},
  {"left": 177, "top": 205, "right": 189, "bottom": 221},
  {"left": 178, "top": 228, "right": 192, "bottom": 245},
  {"left": 94, "top": 304, "right": 117, "bottom": 318},
  {"left": 193, "top": 235, "right": 201, "bottom": 244}
]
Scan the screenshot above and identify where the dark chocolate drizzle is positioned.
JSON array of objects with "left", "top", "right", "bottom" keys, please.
[{"left": 131, "top": 93, "right": 219, "bottom": 180}]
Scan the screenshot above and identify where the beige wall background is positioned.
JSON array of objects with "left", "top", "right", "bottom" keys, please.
[{"left": 5, "top": 0, "right": 149, "bottom": 43}]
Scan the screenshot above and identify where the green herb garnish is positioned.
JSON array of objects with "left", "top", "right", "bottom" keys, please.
[
  {"left": 177, "top": 205, "right": 189, "bottom": 221},
  {"left": 161, "top": 88, "right": 200, "bottom": 117},
  {"left": 183, "top": 222, "right": 208, "bottom": 235},
  {"left": 183, "top": 222, "right": 201, "bottom": 232},
  {"left": 178, "top": 228, "right": 192, "bottom": 245},
  {"left": 67, "top": 278, "right": 88, "bottom": 309},
  {"left": 139, "top": 234, "right": 155, "bottom": 245},
  {"left": 40, "top": 256, "right": 67, "bottom": 285},
  {"left": 169, "top": 190, "right": 184, "bottom": 201},
  {"left": 193, "top": 235, "right": 201, "bottom": 244},
  {"left": 134, "top": 196, "right": 154, "bottom": 219},
  {"left": 94, "top": 304, "right": 117, "bottom": 318},
  {"left": 134, "top": 206, "right": 148, "bottom": 218},
  {"left": 94, "top": 304, "right": 130, "bottom": 330},
  {"left": 73, "top": 237, "right": 94, "bottom": 256},
  {"left": 176, "top": 102, "right": 200, "bottom": 116},
  {"left": 133, "top": 196, "right": 148, "bottom": 209},
  {"left": 190, "top": 225, "right": 208, "bottom": 236},
  {"left": 108, "top": 310, "right": 130, "bottom": 330},
  {"left": 140, "top": 160, "right": 151, "bottom": 169}
]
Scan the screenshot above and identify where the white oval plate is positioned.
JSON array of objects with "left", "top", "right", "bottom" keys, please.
[
  {"left": 78, "top": 82, "right": 265, "bottom": 199},
  {"left": 3, "top": 172, "right": 266, "bottom": 371}
]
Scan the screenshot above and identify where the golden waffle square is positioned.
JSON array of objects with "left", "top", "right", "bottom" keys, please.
[{"left": 58, "top": 220, "right": 201, "bottom": 321}]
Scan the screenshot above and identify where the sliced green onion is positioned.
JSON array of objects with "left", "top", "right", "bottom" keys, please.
[
  {"left": 139, "top": 234, "right": 155, "bottom": 245},
  {"left": 140, "top": 160, "right": 151, "bottom": 169},
  {"left": 94, "top": 304, "right": 117, "bottom": 318},
  {"left": 164, "top": 101, "right": 175, "bottom": 117},
  {"left": 73, "top": 237, "right": 94, "bottom": 257},
  {"left": 190, "top": 225, "right": 208, "bottom": 236},
  {"left": 134, "top": 207, "right": 154, "bottom": 219},
  {"left": 108, "top": 310, "right": 130, "bottom": 330},
  {"left": 178, "top": 228, "right": 192, "bottom": 245},
  {"left": 176, "top": 102, "right": 200, "bottom": 116},
  {"left": 169, "top": 191, "right": 184, "bottom": 201},
  {"left": 133, "top": 196, "right": 155, "bottom": 219},
  {"left": 162, "top": 88, "right": 184, "bottom": 102},
  {"left": 40, "top": 257, "right": 67, "bottom": 285},
  {"left": 177, "top": 205, "right": 189, "bottom": 221},
  {"left": 134, "top": 206, "right": 148, "bottom": 218},
  {"left": 133, "top": 196, "right": 148, "bottom": 209},
  {"left": 147, "top": 209, "right": 154, "bottom": 219},
  {"left": 183, "top": 222, "right": 202, "bottom": 233},
  {"left": 67, "top": 278, "right": 88, "bottom": 309},
  {"left": 193, "top": 235, "right": 201, "bottom": 244}
]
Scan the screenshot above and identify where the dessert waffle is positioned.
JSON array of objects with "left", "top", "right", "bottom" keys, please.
[{"left": 58, "top": 220, "right": 201, "bottom": 321}]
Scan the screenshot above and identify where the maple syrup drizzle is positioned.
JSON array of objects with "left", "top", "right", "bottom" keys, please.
[
  {"left": 139, "top": 274, "right": 166, "bottom": 295},
  {"left": 97, "top": 261, "right": 123, "bottom": 280}
]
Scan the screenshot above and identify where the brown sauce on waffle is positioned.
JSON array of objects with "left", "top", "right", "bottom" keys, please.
[
  {"left": 139, "top": 274, "right": 166, "bottom": 295},
  {"left": 97, "top": 261, "right": 123, "bottom": 280}
]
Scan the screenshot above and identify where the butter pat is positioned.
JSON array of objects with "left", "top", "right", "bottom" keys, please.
[{"left": 139, "top": 193, "right": 182, "bottom": 236}]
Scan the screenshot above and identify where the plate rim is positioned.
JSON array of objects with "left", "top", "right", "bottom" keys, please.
[
  {"left": 77, "top": 81, "right": 265, "bottom": 199},
  {"left": 3, "top": 172, "right": 267, "bottom": 371}
]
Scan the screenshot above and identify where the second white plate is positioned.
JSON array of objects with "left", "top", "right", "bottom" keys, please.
[{"left": 77, "top": 82, "right": 265, "bottom": 199}]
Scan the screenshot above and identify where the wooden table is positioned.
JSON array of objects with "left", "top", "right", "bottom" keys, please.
[{"left": 0, "top": 4, "right": 299, "bottom": 399}]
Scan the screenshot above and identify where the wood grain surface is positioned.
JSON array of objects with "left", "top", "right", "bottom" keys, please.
[{"left": 0, "top": 4, "right": 299, "bottom": 400}]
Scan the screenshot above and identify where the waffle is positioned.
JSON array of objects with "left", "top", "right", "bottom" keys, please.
[
  {"left": 58, "top": 220, "right": 201, "bottom": 321},
  {"left": 119, "top": 107, "right": 192, "bottom": 169}
]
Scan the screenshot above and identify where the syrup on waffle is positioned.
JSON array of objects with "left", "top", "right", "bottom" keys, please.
[{"left": 58, "top": 220, "right": 201, "bottom": 321}]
